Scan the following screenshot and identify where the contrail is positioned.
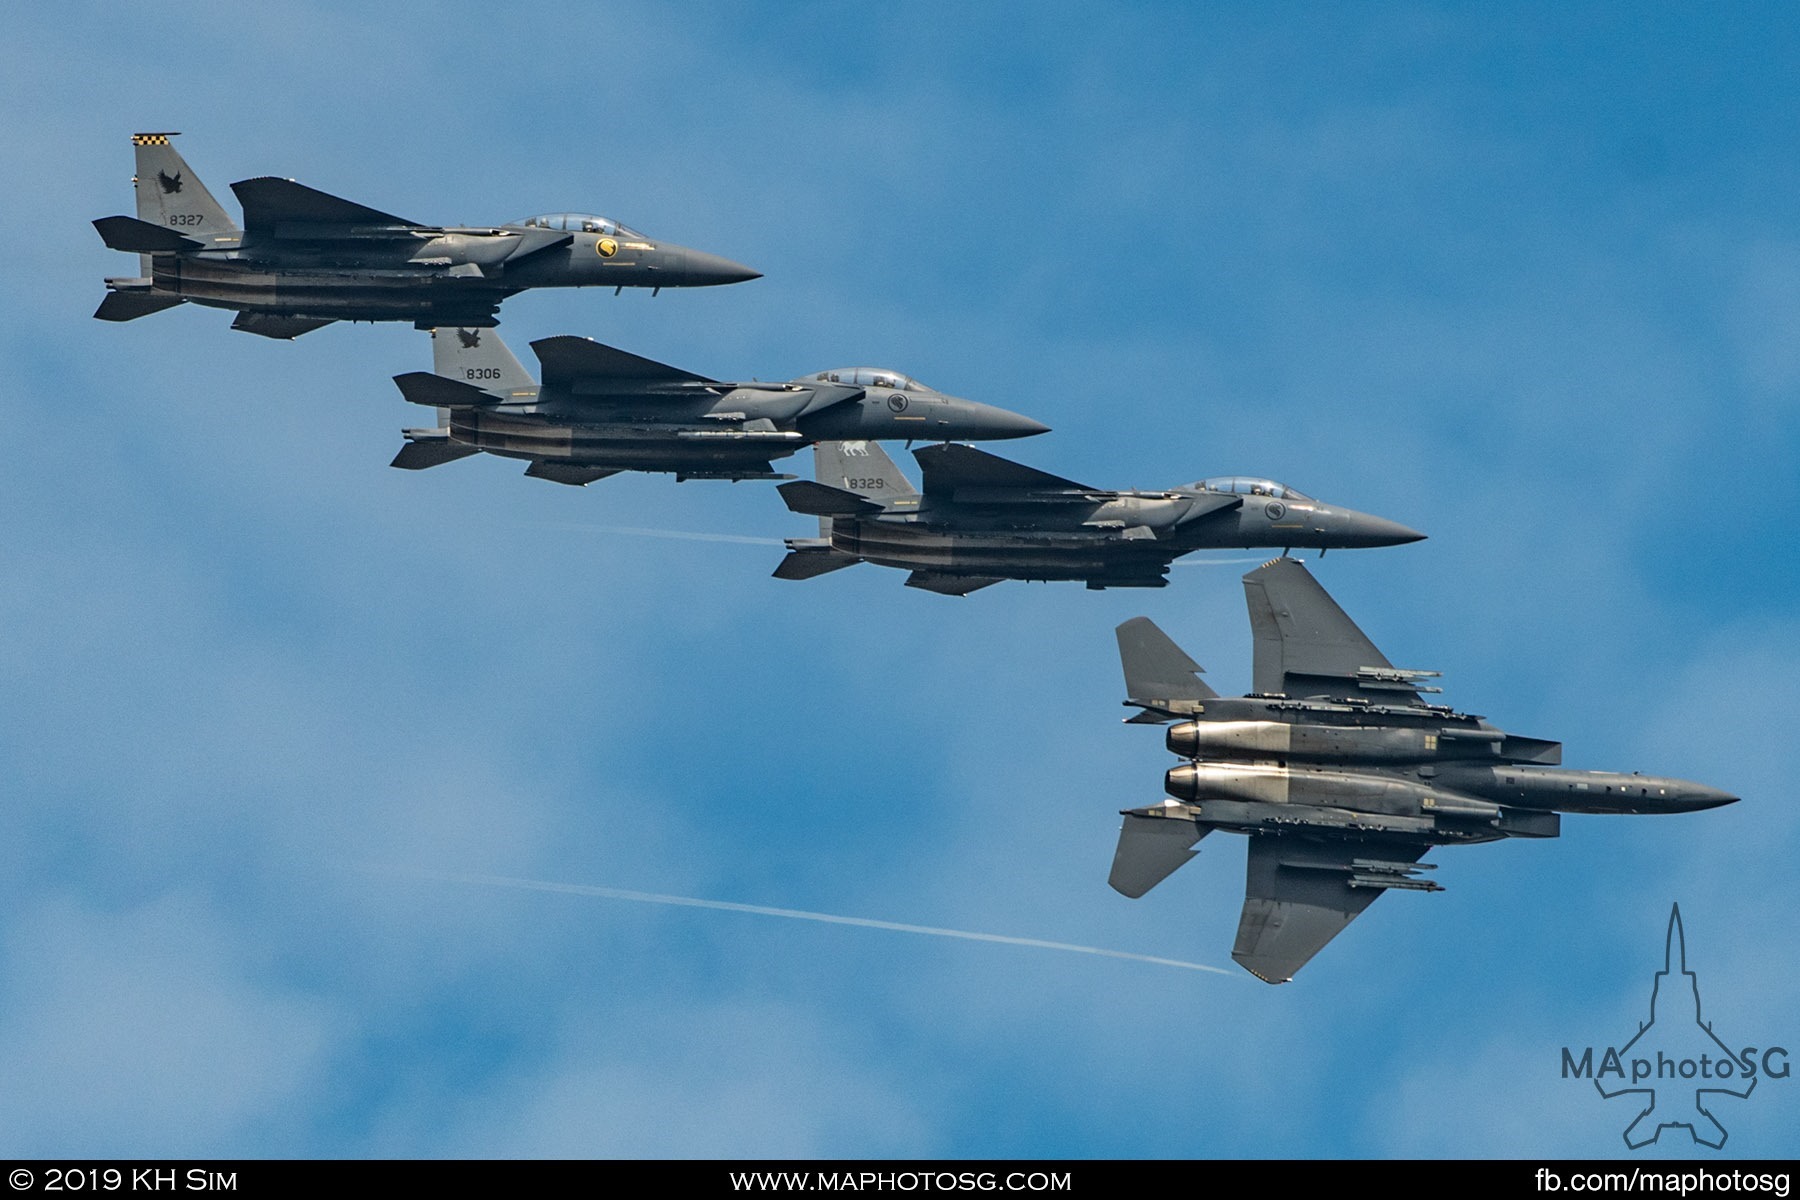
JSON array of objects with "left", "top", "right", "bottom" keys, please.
[
  {"left": 534, "top": 522, "right": 786, "bottom": 547},
  {"left": 378, "top": 866, "right": 1235, "bottom": 977}
]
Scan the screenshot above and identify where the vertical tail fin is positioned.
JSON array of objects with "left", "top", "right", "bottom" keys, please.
[
  {"left": 431, "top": 327, "right": 539, "bottom": 397},
  {"left": 812, "top": 440, "right": 918, "bottom": 505},
  {"left": 1116, "top": 617, "right": 1217, "bottom": 718},
  {"left": 131, "top": 133, "right": 239, "bottom": 239}
]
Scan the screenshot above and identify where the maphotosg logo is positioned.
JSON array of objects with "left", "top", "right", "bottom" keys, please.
[{"left": 1560, "top": 904, "right": 1789, "bottom": 1149}]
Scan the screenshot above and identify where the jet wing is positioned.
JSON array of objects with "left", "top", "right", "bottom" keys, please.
[
  {"left": 912, "top": 443, "right": 1098, "bottom": 503},
  {"left": 1233, "top": 836, "right": 1435, "bottom": 984},
  {"left": 231, "top": 177, "right": 424, "bottom": 235},
  {"left": 529, "top": 336, "right": 720, "bottom": 390},
  {"left": 1243, "top": 556, "right": 1436, "bottom": 703}
]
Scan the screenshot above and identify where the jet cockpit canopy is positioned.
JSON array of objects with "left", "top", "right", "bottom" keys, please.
[
  {"left": 514, "top": 213, "right": 645, "bottom": 238},
  {"left": 804, "top": 368, "right": 935, "bottom": 393},
  {"left": 1188, "top": 476, "right": 1312, "bottom": 501}
]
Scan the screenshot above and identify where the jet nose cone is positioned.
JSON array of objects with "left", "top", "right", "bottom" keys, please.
[
  {"left": 1330, "top": 511, "right": 1427, "bottom": 547},
  {"left": 942, "top": 400, "right": 1050, "bottom": 440},
  {"left": 991, "top": 410, "right": 1052, "bottom": 439},
  {"left": 1677, "top": 785, "right": 1740, "bottom": 811},
  {"left": 681, "top": 249, "right": 761, "bottom": 286}
]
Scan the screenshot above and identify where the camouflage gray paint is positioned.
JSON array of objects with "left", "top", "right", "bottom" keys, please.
[
  {"left": 775, "top": 442, "right": 1423, "bottom": 593},
  {"left": 1111, "top": 558, "right": 1738, "bottom": 984},
  {"left": 391, "top": 328, "right": 1048, "bottom": 484},
  {"left": 94, "top": 134, "right": 758, "bottom": 338}
]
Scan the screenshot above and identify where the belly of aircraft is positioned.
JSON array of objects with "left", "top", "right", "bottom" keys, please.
[
  {"left": 449, "top": 412, "right": 801, "bottom": 470},
  {"left": 153, "top": 259, "right": 504, "bottom": 321},
  {"left": 833, "top": 523, "right": 1171, "bottom": 579}
]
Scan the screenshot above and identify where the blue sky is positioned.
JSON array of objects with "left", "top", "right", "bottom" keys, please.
[{"left": 2, "top": 2, "right": 1796, "bottom": 1158}]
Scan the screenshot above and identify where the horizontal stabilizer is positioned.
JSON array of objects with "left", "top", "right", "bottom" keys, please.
[
  {"left": 772, "top": 547, "right": 861, "bottom": 581},
  {"left": 1109, "top": 810, "right": 1209, "bottom": 898},
  {"left": 523, "top": 461, "right": 620, "bottom": 487},
  {"left": 392, "top": 370, "right": 498, "bottom": 409},
  {"left": 1117, "top": 617, "right": 1217, "bottom": 715},
  {"left": 904, "top": 571, "right": 1004, "bottom": 596},
  {"left": 778, "top": 479, "right": 886, "bottom": 517},
  {"left": 231, "top": 176, "right": 419, "bottom": 233},
  {"left": 93, "top": 215, "right": 200, "bottom": 253},
  {"left": 914, "top": 443, "right": 1091, "bottom": 498},
  {"left": 230, "top": 312, "right": 336, "bottom": 339},
  {"left": 93, "top": 290, "right": 185, "bottom": 323},
  {"left": 530, "top": 336, "right": 717, "bottom": 388},
  {"left": 390, "top": 434, "right": 480, "bottom": 471}
]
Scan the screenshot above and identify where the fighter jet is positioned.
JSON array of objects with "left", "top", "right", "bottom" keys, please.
[
  {"left": 774, "top": 442, "right": 1423, "bottom": 594},
  {"left": 93, "top": 133, "right": 758, "bottom": 339},
  {"left": 1109, "top": 558, "right": 1739, "bottom": 984},
  {"left": 390, "top": 328, "right": 1049, "bottom": 485}
]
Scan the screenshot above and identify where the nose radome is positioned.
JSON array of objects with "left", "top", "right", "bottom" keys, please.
[
  {"left": 1677, "top": 784, "right": 1740, "bottom": 811},
  {"left": 1332, "top": 510, "right": 1427, "bottom": 547},
  {"left": 989, "top": 408, "right": 1051, "bottom": 439},
  {"left": 949, "top": 401, "right": 1050, "bottom": 440},
  {"left": 680, "top": 248, "right": 762, "bottom": 286}
]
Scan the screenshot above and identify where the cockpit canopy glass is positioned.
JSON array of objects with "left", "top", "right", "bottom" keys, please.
[
  {"left": 1189, "top": 476, "right": 1310, "bottom": 500},
  {"left": 514, "top": 213, "right": 645, "bottom": 238},
  {"left": 806, "top": 368, "right": 935, "bottom": 392}
]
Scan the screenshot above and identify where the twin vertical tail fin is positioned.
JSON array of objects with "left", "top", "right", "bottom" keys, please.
[
  {"left": 813, "top": 440, "right": 919, "bottom": 506},
  {"left": 392, "top": 327, "right": 537, "bottom": 473},
  {"left": 96, "top": 134, "right": 236, "bottom": 324},
  {"left": 131, "top": 133, "right": 239, "bottom": 238},
  {"left": 430, "top": 327, "right": 539, "bottom": 396},
  {"left": 1116, "top": 616, "right": 1217, "bottom": 722},
  {"left": 771, "top": 440, "right": 910, "bottom": 582}
]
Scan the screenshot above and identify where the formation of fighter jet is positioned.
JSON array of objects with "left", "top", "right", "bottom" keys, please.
[
  {"left": 773, "top": 441, "right": 1423, "bottom": 594},
  {"left": 391, "top": 328, "right": 1049, "bottom": 485},
  {"left": 93, "top": 133, "right": 758, "bottom": 339},
  {"left": 93, "top": 134, "right": 1738, "bottom": 985},
  {"left": 1108, "top": 557, "right": 1739, "bottom": 984}
]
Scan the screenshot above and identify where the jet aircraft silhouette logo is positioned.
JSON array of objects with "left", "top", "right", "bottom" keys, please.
[{"left": 1598, "top": 906, "right": 1749, "bottom": 1151}]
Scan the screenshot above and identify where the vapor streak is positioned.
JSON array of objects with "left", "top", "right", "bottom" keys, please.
[
  {"left": 537, "top": 522, "right": 786, "bottom": 546},
  {"left": 383, "top": 866, "right": 1234, "bottom": 976}
]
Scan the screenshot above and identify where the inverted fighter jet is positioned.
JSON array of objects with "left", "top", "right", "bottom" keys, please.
[
  {"left": 93, "top": 133, "right": 758, "bottom": 338},
  {"left": 774, "top": 442, "right": 1422, "bottom": 594},
  {"left": 1109, "top": 558, "right": 1739, "bottom": 983},
  {"left": 391, "top": 328, "right": 1049, "bottom": 485}
]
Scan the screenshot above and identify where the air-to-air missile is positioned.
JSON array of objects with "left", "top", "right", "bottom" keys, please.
[
  {"left": 391, "top": 328, "right": 1049, "bottom": 485},
  {"left": 773, "top": 441, "right": 1423, "bottom": 594},
  {"left": 93, "top": 133, "right": 758, "bottom": 339},
  {"left": 1110, "top": 557, "right": 1739, "bottom": 984}
]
